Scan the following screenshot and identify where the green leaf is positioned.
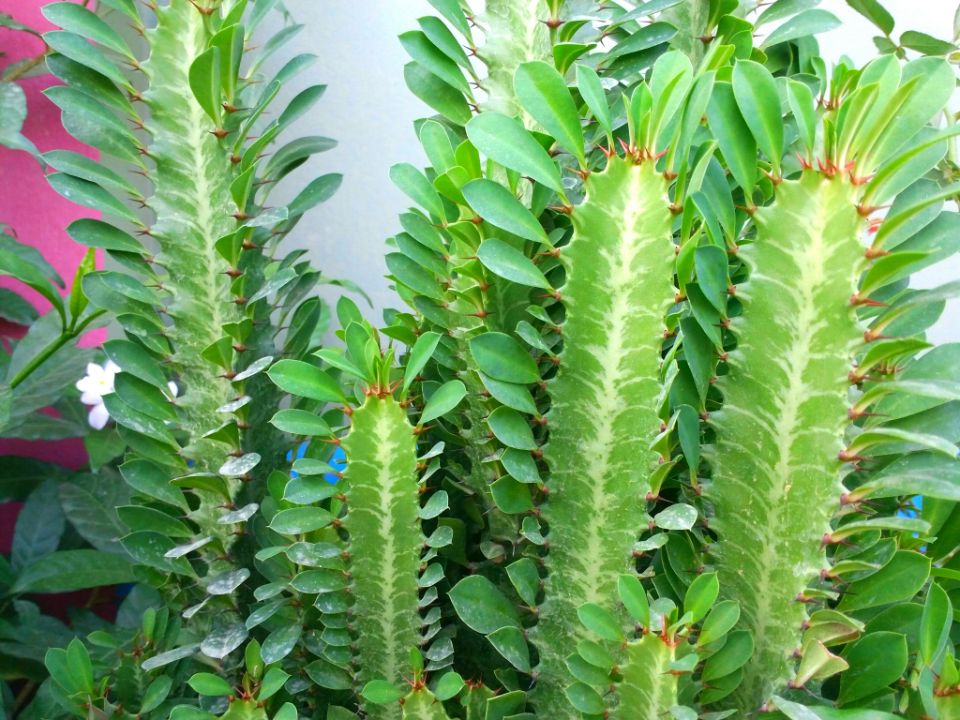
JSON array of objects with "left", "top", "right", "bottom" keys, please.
[
  {"left": 44, "top": 149, "right": 137, "bottom": 195},
  {"left": 119, "top": 460, "right": 187, "bottom": 509},
  {"left": 390, "top": 163, "right": 446, "bottom": 220},
  {"left": 434, "top": 671, "right": 465, "bottom": 701},
  {"left": 0, "top": 80, "right": 29, "bottom": 152},
  {"left": 188, "top": 672, "right": 233, "bottom": 697},
  {"left": 577, "top": 603, "right": 622, "bottom": 642},
  {"left": 732, "top": 61, "right": 783, "bottom": 172},
  {"left": 117, "top": 505, "right": 191, "bottom": 537},
  {"left": 490, "top": 477, "right": 534, "bottom": 513},
  {"left": 141, "top": 676, "right": 173, "bottom": 714},
  {"left": 286, "top": 173, "right": 342, "bottom": 219},
  {"left": 565, "top": 683, "right": 605, "bottom": 714},
  {"left": 58, "top": 475, "right": 127, "bottom": 553},
  {"left": 514, "top": 61, "right": 584, "bottom": 164},
  {"left": 387, "top": 252, "right": 443, "bottom": 300},
  {"left": 362, "top": 680, "right": 404, "bottom": 705},
  {"left": 0, "top": 288, "right": 38, "bottom": 325},
  {"left": 576, "top": 64, "right": 612, "bottom": 140},
  {"left": 698, "top": 600, "right": 740, "bottom": 646},
  {"left": 210, "top": 23, "right": 244, "bottom": 102},
  {"left": 48, "top": 173, "right": 139, "bottom": 224},
  {"left": 428, "top": 0, "right": 472, "bottom": 39},
  {"left": 269, "top": 507, "right": 334, "bottom": 535},
  {"left": 756, "top": 0, "right": 821, "bottom": 27},
  {"left": 404, "top": 62, "right": 472, "bottom": 125},
  {"left": 43, "top": 30, "right": 132, "bottom": 90},
  {"left": 920, "top": 582, "right": 952, "bottom": 666},
  {"left": 618, "top": 574, "right": 650, "bottom": 627},
  {"left": 702, "top": 630, "right": 754, "bottom": 682},
  {"left": 11, "top": 480, "right": 64, "bottom": 571},
  {"left": 465, "top": 112, "right": 564, "bottom": 193},
  {"left": 189, "top": 46, "right": 222, "bottom": 125},
  {"left": 257, "top": 667, "right": 289, "bottom": 701},
  {"left": 291, "top": 569, "right": 347, "bottom": 593},
  {"left": 400, "top": 30, "right": 470, "bottom": 94},
  {"left": 67, "top": 218, "right": 144, "bottom": 253},
  {"left": 42, "top": 2, "right": 133, "bottom": 58},
  {"left": 845, "top": 0, "right": 895, "bottom": 35},
  {"left": 0, "top": 249, "right": 64, "bottom": 324},
  {"left": 838, "top": 632, "right": 908, "bottom": 704},
  {"left": 900, "top": 31, "right": 957, "bottom": 56},
  {"left": 477, "top": 238, "right": 550, "bottom": 288},
  {"left": 12, "top": 549, "right": 134, "bottom": 593},
  {"left": 469, "top": 332, "right": 540, "bottom": 384},
  {"left": 786, "top": 79, "right": 817, "bottom": 158},
  {"left": 269, "top": 409, "right": 331, "bottom": 436},
  {"left": 761, "top": 9, "right": 841, "bottom": 48},
  {"left": 602, "top": 21, "right": 677, "bottom": 62},
  {"left": 403, "top": 331, "right": 441, "bottom": 392},
  {"left": 103, "top": 339, "right": 167, "bottom": 389},
  {"left": 506, "top": 558, "right": 540, "bottom": 606},
  {"left": 683, "top": 572, "right": 719, "bottom": 624},
  {"left": 262, "top": 625, "right": 301, "bottom": 665},
  {"left": 419, "top": 119, "right": 457, "bottom": 174},
  {"left": 838, "top": 551, "right": 931, "bottom": 612},
  {"left": 706, "top": 83, "right": 757, "bottom": 194},
  {"left": 418, "top": 16, "right": 472, "bottom": 70},
  {"left": 654, "top": 503, "right": 698, "bottom": 531},
  {"left": 487, "top": 406, "right": 537, "bottom": 450},
  {"left": 463, "top": 179, "right": 549, "bottom": 245},
  {"left": 421, "top": 380, "right": 466, "bottom": 424},
  {"left": 449, "top": 575, "right": 521, "bottom": 634},
  {"left": 488, "top": 626, "right": 531, "bottom": 672},
  {"left": 481, "top": 371, "right": 538, "bottom": 415},
  {"left": 268, "top": 360, "right": 345, "bottom": 403}
]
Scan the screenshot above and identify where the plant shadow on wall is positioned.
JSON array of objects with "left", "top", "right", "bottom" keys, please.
[{"left": 3, "top": 0, "right": 960, "bottom": 719}]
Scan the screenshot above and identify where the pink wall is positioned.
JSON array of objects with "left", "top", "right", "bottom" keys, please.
[{"left": 0, "top": 0, "right": 106, "bottom": 470}]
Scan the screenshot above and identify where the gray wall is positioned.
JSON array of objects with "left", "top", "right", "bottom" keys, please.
[
  {"left": 266, "top": 1, "right": 958, "bottom": 340},
  {"left": 263, "top": 1, "right": 432, "bottom": 323}
]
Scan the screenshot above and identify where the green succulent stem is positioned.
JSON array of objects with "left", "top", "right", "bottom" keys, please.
[
  {"left": 342, "top": 395, "right": 423, "bottom": 718},
  {"left": 481, "top": 0, "right": 553, "bottom": 121},
  {"left": 662, "top": 0, "right": 711, "bottom": 65},
  {"left": 707, "top": 171, "right": 865, "bottom": 711},
  {"left": 617, "top": 635, "right": 679, "bottom": 719},
  {"left": 532, "top": 156, "right": 675, "bottom": 717},
  {"left": 8, "top": 310, "right": 105, "bottom": 390},
  {"left": 401, "top": 688, "right": 453, "bottom": 720},
  {"left": 142, "top": 1, "right": 241, "bottom": 472}
]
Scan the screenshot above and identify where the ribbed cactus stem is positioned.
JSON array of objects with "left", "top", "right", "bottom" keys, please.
[{"left": 707, "top": 172, "right": 865, "bottom": 710}]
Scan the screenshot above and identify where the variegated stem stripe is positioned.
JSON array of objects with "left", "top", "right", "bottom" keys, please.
[
  {"left": 532, "top": 157, "right": 675, "bottom": 718},
  {"left": 617, "top": 635, "right": 679, "bottom": 719},
  {"left": 402, "top": 689, "right": 453, "bottom": 720},
  {"left": 141, "top": 2, "right": 240, "bottom": 477},
  {"left": 139, "top": 2, "right": 245, "bottom": 553},
  {"left": 706, "top": 172, "right": 865, "bottom": 711},
  {"left": 342, "top": 396, "right": 422, "bottom": 720},
  {"left": 481, "top": 0, "right": 552, "bottom": 122}
]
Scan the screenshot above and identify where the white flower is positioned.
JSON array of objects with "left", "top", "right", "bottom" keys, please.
[
  {"left": 76, "top": 360, "right": 120, "bottom": 430},
  {"left": 76, "top": 362, "right": 179, "bottom": 430}
]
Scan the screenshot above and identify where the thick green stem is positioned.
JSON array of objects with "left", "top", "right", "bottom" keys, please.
[
  {"left": 141, "top": 1, "right": 241, "bottom": 473},
  {"left": 617, "top": 635, "right": 678, "bottom": 719},
  {"left": 342, "top": 396, "right": 422, "bottom": 720},
  {"left": 532, "top": 157, "right": 674, "bottom": 717},
  {"left": 481, "top": 0, "right": 552, "bottom": 122},
  {"left": 707, "top": 172, "right": 865, "bottom": 711}
]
